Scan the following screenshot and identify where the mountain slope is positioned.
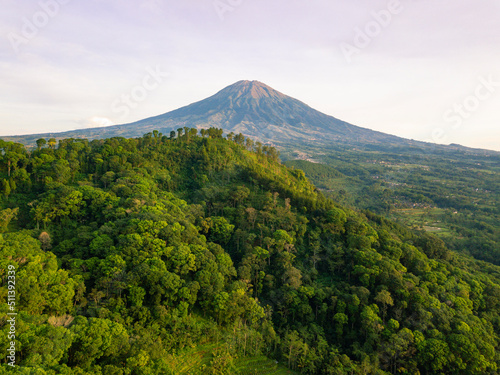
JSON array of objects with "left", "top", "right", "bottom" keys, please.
[
  {"left": 132, "top": 80, "right": 403, "bottom": 145},
  {"left": 0, "top": 80, "right": 423, "bottom": 148},
  {"left": 1, "top": 130, "right": 500, "bottom": 374}
]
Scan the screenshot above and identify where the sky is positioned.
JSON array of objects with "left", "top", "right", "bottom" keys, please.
[{"left": 1, "top": 0, "right": 499, "bottom": 151}]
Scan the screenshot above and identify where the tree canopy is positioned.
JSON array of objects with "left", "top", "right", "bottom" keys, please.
[{"left": 0, "top": 129, "right": 499, "bottom": 374}]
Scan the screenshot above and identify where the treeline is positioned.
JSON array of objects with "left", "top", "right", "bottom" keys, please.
[{"left": 0, "top": 129, "right": 499, "bottom": 374}]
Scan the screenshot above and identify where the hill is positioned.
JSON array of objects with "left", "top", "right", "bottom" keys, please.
[{"left": 1, "top": 130, "right": 499, "bottom": 374}]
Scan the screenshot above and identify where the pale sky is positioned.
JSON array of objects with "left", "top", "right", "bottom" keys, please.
[{"left": 1, "top": 0, "right": 499, "bottom": 150}]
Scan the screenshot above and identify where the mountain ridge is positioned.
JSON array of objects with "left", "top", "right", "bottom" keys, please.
[{"left": 2, "top": 80, "right": 499, "bottom": 155}]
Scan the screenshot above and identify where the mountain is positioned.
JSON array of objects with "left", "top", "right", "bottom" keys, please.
[
  {"left": 129, "top": 79, "right": 406, "bottom": 145},
  {"left": 0, "top": 80, "right": 435, "bottom": 149}
]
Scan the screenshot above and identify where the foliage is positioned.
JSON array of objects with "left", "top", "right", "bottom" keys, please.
[{"left": 0, "top": 130, "right": 499, "bottom": 374}]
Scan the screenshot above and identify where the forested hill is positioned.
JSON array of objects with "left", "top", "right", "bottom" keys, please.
[{"left": 1, "top": 129, "right": 499, "bottom": 374}]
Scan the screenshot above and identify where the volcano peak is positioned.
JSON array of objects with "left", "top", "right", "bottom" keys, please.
[{"left": 219, "top": 80, "right": 286, "bottom": 100}]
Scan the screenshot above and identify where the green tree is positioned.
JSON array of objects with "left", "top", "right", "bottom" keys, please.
[
  {"left": 48, "top": 138, "right": 57, "bottom": 149},
  {"left": 2, "top": 179, "right": 10, "bottom": 197},
  {"left": 36, "top": 138, "right": 47, "bottom": 150},
  {"left": 374, "top": 290, "right": 393, "bottom": 323},
  {"left": 0, "top": 207, "right": 17, "bottom": 232},
  {"left": 69, "top": 316, "right": 129, "bottom": 368},
  {"left": 417, "top": 338, "right": 452, "bottom": 373}
]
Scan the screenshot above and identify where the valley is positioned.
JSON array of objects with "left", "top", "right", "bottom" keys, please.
[{"left": 283, "top": 144, "right": 499, "bottom": 266}]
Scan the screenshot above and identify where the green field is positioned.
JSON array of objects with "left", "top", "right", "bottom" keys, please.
[{"left": 166, "top": 344, "right": 297, "bottom": 374}]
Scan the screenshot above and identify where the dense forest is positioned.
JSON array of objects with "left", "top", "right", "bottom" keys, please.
[{"left": 1, "top": 129, "right": 500, "bottom": 374}]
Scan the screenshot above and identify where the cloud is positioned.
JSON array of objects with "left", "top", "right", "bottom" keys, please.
[{"left": 84, "top": 117, "right": 115, "bottom": 129}]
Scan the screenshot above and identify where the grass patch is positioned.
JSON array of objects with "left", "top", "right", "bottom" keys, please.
[{"left": 165, "top": 343, "right": 297, "bottom": 374}]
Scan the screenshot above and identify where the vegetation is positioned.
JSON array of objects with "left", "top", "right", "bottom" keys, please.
[
  {"left": 1, "top": 130, "right": 499, "bottom": 374},
  {"left": 284, "top": 146, "right": 499, "bottom": 266}
]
